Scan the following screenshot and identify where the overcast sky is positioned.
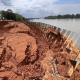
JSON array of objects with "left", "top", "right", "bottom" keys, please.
[{"left": 0, "top": 0, "right": 80, "bottom": 18}]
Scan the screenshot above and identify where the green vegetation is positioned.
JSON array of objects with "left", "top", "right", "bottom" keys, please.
[
  {"left": 45, "top": 14, "right": 80, "bottom": 19},
  {"left": 0, "top": 9, "right": 27, "bottom": 21}
]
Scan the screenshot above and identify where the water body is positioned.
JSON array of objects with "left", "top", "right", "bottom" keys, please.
[
  {"left": 32, "top": 19, "right": 80, "bottom": 34},
  {"left": 32, "top": 19, "right": 80, "bottom": 48}
]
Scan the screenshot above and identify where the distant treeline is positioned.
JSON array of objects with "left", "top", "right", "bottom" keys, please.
[{"left": 45, "top": 14, "right": 80, "bottom": 19}]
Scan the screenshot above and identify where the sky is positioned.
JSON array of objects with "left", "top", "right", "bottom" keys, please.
[{"left": 0, "top": 0, "right": 80, "bottom": 18}]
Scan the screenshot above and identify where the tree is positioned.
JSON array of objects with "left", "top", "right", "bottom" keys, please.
[
  {"left": 6, "top": 9, "right": 16, "bottom": 20},
  {"left": 0, "top": 9, "right": 28, "bottom": 21}
]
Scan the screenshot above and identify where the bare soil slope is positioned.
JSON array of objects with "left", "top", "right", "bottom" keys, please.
[{"left": 0, "top": 20, "right": 79, "bottom": 80}]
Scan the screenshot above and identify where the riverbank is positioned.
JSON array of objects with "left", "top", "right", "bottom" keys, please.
[
  {"left": 32, "top": 19, "right": 80, "bottom": 34},
  {"left": 0, "top": 20, "right": 79, "bottom": 80}
]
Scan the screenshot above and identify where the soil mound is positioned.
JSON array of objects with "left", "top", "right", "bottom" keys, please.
[{"left": 0, "top": 20, "right": 79, "bottom": 80}]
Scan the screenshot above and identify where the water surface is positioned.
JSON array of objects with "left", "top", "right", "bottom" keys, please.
[
  {"left": 32, "top": 19, "right": 80, "bottom": 48},
  {"left": 32, "top": 19, "right": 80, "bottom": 34}
]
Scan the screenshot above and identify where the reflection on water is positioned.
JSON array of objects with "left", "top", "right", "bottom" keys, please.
[
  {"left": 32, "top": 19, "right": 80, "bottom": 33},
  {"left": 32, "top": 19, "right": 80, "bottom": 48}
]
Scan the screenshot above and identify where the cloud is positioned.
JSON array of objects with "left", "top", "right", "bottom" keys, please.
[
  {"left": 1, "top": 0, "right": 11, "bottom": 6},
  {"left": 10, "top": 0, "right": 59, "bottom": 17},
  {"left": 55, "top": 3, "right": 80, "bottom": 14},
  {"left": 0, "top": 0, "right": 59, "bottom": 17},
  {"left": 0, "top": 0, "right": 80, "bottom": 18},
  {"left": 10, "top": 0, "right": 58, "bottom": 10}
]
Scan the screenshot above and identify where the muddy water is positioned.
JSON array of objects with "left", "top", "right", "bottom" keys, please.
[
  {"left": 32, "top": 19, "right": 80, "bottom": 48},
  {"left": 32, "top": 19, "right": 80, "bottom": 33}
]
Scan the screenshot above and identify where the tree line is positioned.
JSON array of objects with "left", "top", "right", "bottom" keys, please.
[
  {"left": 45, "top": 14, "right": 80, "bottom": 19},
  {"left": 0, "top": 9, "right": 27, "bottom": 21}
]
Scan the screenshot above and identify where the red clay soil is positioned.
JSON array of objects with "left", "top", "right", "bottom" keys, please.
[{"left": 0, "top": 20, "right": 79, "bottom": 80}]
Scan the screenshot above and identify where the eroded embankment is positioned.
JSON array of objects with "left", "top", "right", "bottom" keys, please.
[{"left": 0, "top": 20, "right": 79, "bottom": 80}]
